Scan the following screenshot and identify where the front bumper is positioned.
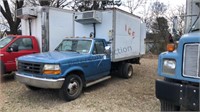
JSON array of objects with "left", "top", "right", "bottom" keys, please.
[
  {"left": 15, "top": 73, "right": 65, "bottom": 89},
  {"left": 156, "top": 79, "right": 199, "bottom": 110}
]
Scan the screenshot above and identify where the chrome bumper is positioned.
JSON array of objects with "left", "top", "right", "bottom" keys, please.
[{"left": 15, "top": 73, "right": 65, "bottom": 89}]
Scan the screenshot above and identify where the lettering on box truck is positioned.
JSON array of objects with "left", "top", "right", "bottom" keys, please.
[{"left": 125, "top": 24, "right": 135, "bottom": 39}]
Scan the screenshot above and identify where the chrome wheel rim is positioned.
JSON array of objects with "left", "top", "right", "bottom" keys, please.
[
  {"left": 128, "top": 67, "right": 133, "bottom": 77},
  {"left": 67, "top": 79, "right": 79, "bottom": 96}
]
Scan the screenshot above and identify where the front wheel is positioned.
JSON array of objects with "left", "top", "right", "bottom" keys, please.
[
  {"left": 0, "top": 62, "right": 5, "bottom": 82},
  {"left": 59, "top": 74, "right": 83, "bottom": 101},
  {"left": 160, "top": 100, "right": 180, "bottom": 111},
  {"left": 0, "top": 61, "right": 5, "bottom": 76}
]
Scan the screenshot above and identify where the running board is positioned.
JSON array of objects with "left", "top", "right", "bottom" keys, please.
[{"left": 86, "top": 76, "right": 111, "bottom": 87}]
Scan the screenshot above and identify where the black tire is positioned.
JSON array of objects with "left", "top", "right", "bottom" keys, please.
[
  {"left": 0, "top": 62, "right": 5, "bottom": 82},
  {"left": 59, "top": 74, "right": 83, "bottom": 101},
  {"left": 160, "top": 100, "right": 180, "bottom": 111},
  {"left": 122, "top": 63, "right": 133, "bottom": 79},
  {"left": 26, "top": 85, "right": 41, "bottom": 91},
  {"left": 0, "top": 61, "right": 5, "bottom": 76}
]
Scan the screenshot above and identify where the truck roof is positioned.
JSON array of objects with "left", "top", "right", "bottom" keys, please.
[
  {"left": 103, "top": 7, "right": 141, "bottom": 19},
  {"left": 7, "top": 35, "right": 35, "bottom": 38}
]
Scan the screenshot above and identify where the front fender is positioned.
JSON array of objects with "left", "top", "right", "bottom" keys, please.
[{"left": 61, "top": 66, "right": 85, "bottom": 77}]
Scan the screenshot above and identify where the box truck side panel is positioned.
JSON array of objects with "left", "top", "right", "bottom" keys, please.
[
  {"left": 49, "top": 9, "right": 74, "bottom": 51},
  {"left": 113, "top": 10, "right": 142, "bottom": 61},
  {"left": 74, "top": 10, "right": 113, "bottom": 41},
  {"left": 95, "top": 11, "right": 113, "bottom": 41},
  {"left": 140, "top": 23, "right": 146, "bottom": 55},
  {"left": 74, "top": 23, "right": 93, "bottom": 38},
  {"left": 21, "top": 20, "right": 29, "bottom": 35},
  {"left": 21, "top": 14, "right": 42, "bottom": 51}
]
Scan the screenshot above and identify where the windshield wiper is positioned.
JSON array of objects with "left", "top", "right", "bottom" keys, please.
[{"left": 66, "top": 49, "right": 79, "bottom": 53}]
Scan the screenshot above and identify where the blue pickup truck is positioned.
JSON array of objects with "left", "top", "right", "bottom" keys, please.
[
  {"left": 156, "top": 32, "right": 200, "bottom": 111},
  {"left": 16, "top": 38, "right": 141, "bottom": 101},
  {"left": 15, "top": 8, "right": 146, "bottom": 101}
]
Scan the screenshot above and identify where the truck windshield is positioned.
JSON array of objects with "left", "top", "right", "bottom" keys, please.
[
  {"left": 56, "top": 40, "right": 92, "bottom": 53},
  {"left": 0, "top": 36, "right": 15, "bottom": 49}
]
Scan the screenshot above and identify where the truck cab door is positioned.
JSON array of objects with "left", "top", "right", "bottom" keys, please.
[
  {"left": 91, "top": 40, "right": 111, "bottom": 80},
  {"left": 5, "top": 37, "right": 36, "bottom": 71}
]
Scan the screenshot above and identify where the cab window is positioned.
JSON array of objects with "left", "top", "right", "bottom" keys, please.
[
  {"left": 93, "top": 41, "right": 105, "bottom": 54},
  {"left": 10, "top": 38, "right": 33, "bottom": 50}
]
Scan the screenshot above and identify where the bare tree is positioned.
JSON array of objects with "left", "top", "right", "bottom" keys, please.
[
  {"left": 0, "top": 0, "right": 24, "bottom": 34},
  {"left": 151, "top": 1, "right": 167, "bottom": 17},
  {"left": 145, "top": 1, "right": 170, "bottom": 54},
  {"left": 145, "top": 1, "right": 168, "bottom": 32},
  {"left": 167, "top": 5, "right": 185, "bottom": 36},
  {"left": 26, "top": 0, "right": 68, "bottom": 7},
  {"left": 0, "top": 15, "right": 9, "bottom": 30},
  {"left": 123, "top": 0, "right": 147, "bottom": 14}
]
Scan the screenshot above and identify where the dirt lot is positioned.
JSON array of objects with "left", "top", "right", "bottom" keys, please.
[{"left": 0, "top": 58, "right": 160, "bottom": 112}]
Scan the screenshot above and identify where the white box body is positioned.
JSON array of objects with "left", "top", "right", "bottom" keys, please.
[
  {"left": 74, "top": 9, "right": 146, "bottom": 62},
  {"left": 20, "top": 6, "right": 74, "bottom": 52}
]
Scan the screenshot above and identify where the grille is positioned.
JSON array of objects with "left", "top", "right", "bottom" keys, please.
[
  {"left": 18, "top": 61, "right": 43, "bottom": 74},
  {"left": 183, "top": 43, "right": 200, "bottom": 78}
]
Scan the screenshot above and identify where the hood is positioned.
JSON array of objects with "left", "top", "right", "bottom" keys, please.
[
  {"left": 18, "top": 51, "right": 90, "bottom": 64},
  {"left": 181, "top": 32, "right": 200, "bottom": 43}
]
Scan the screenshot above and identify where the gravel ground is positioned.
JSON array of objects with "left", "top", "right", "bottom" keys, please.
[{"left": 0, "top": 58, "right": 160, "bottom": 112}]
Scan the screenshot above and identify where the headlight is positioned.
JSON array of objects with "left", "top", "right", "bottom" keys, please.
[
  {"left": 162, "top": 59, "right": 176, "bottom": 75},
  {"left": 43, "top": 64, "right": 61, "bottom": 75}
]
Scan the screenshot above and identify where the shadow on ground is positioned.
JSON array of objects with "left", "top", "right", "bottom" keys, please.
[{"left": 1, "top": 73, "right": 15, "bottom": 83}]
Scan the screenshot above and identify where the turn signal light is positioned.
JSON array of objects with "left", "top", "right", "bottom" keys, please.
[
  {"left": 43, "top": 70, "right": 61, "bottom": 75},
  {"left": 167, "top": 43, "right": 175, "bottom": 52}
]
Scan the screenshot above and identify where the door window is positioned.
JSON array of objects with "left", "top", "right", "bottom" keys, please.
[
  {"left": 10, "top": 38, "right": 33, "bottom": 50},
  {"left": 93, "top": 41, "right": 105, "bottom": 54}
]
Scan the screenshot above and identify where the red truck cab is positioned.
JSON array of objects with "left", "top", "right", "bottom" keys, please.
[{"left": 0, "top": 35, "right": 40, "bottom": 75}]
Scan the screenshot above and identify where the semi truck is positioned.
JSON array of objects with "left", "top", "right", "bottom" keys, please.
[
  {"left": 16, "top": 8, "right": 146, "bottom": 101},
  {"left": 0, "top": 6, "right": 74, "bottom": 75},
  {"left": 156, "top": 0, "right": 200, "bottom": 111}
]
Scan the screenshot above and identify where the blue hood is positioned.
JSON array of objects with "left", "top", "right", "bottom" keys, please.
[{"left": 18, "top": 51, "right": 90, "bottom": 64}]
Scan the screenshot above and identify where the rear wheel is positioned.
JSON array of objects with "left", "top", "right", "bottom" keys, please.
[
  {"left": 59, "top": 74, "right": 83, "bottom": 101},
  {"left": 160, "top": 100, "right": 180, "bottom": 111},
  {"left": 121, "top": 63, "right": 133, "bottom": 79}
]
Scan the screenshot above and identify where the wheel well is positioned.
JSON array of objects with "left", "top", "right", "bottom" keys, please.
[{"left": 67, "top": 70, "right": 86, "bottom": 86}]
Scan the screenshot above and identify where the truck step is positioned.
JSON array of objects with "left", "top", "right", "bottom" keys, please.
[{"left": 86, "top": 76, "right": 111, "bottom": 87}]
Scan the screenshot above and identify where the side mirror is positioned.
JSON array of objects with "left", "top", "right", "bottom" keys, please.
[
  {"left": 105, "top": 46, "right": 111, "bottom": 55},
  {"left": 7, "top": 45, "right": 19, "bottom": 52},
  {"left": 106, "top": 41, "right": 111, "bottom": 45}
]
